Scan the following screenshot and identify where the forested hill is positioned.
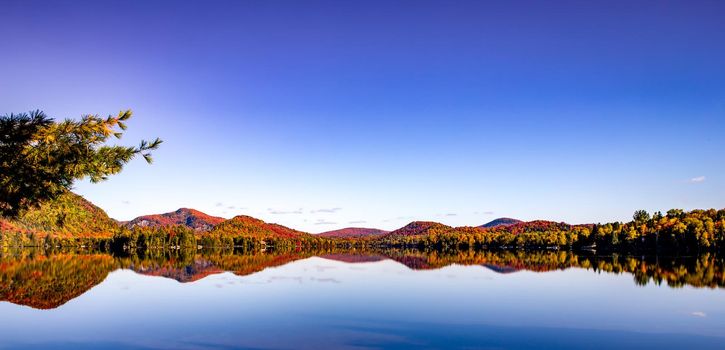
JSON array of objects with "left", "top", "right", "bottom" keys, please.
[
  {"left": 123, "top": 208, "right": 225, "bottom": 232},
  {"left": 318, "top": 227, "right": 389, "bottom": 238},
  {"left": 480, "top": 218, "right": 522, "bottom": 228},
  {"left": 385, "top": 221, "right": 453, "bottom": 237},
  {"left": 210, "top": 215, "right": 309, "bottom": 239},
  {"left": 0, "top": 192, "right": 119, "bottom": 239},
  {"left": 1, "top": 193, "right": 724, "bottom": 253}
]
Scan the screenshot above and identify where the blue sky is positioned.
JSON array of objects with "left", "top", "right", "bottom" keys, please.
[{"left": 1, "top": 0, "right": 724, "bottom": 232}]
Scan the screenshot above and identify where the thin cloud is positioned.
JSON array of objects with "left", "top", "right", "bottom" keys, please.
[
  {"left": 349, "top": 220, "right": 367, "bottom": 224},
  {"left": 689, "top": 176, "right": 706, "bottom": 183},
  {"left": 310, "top": 207, "right": 342, "bottom": 214},
  {"left": 121, "top": 200, "right": 131, "bottom": 205},
  {"left": 474, "top": 211, "right": 494, "bottom": 215},
  {"left": 314, "top": 219, "right": 337, "bottom": 225},
  {"left": 691, "top": 311, "right": 707, "bottom": 317},
  {"left": 445, "top": 213, "right": 457, "bottom": 217},
  {"left": 216, "top": 202, "right": 245, "bottom": 210},
  {"left": 268, "top": 208, "right": 303, "bottom": 215}
]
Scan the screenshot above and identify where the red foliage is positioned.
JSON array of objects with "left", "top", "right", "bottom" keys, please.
[
  {"left": 386, "top": 221, "right": 453, "bottom": 236},
  {"left": 133, "top": 259, "right": 224, "bottom": 283},
  {"left": 479, "top": 217, "right": 523, "bottom": 228},
  {"left": 124, "top": 208, "right": 225, "bottom": 232},
  {"left": 318, "top": 227, "right": 389, "bottom": 238},
  {"left": 319, "top": 253, "right": 387, "bottom": 263},
  {"left": 211, "top": 215, "right": 308, "bottom": 238},
  {"left": 483, "top": 220, "right": 571, "bottom": 234}
]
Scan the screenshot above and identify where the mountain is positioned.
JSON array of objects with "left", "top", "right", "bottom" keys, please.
[
  {"left": 210, "top": 215, "right": 308, "bottom": 239},
  {"left": 124, "top": 208, "right": 225, "bottom": 232},
  {"left": 385, "top": 221, "right": 452, "bottom": 236},
  {"left": 479, "top": 217, "right": 522, "bottom": 228},
  {"left": 0, "top": 192, "right": 120, "bottom": 238},
  {"left": 318, "top": 227, "right": 389, "bottom": 238},
  {"left": 486, "top": 220, "right": 571, "bottom": 234}
]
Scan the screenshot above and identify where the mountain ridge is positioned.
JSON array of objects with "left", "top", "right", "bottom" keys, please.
[
  {"left": 385, "top": 221, "right": 453, "bottom": 237},
  {"left": 123, "top": 208, "right": 225, "bottom": 232},
  {"left": 318, "top": 227, "right": 389, "bottom": 238},
  {"left": 210, "top": 215, "right": 308, "bottom": 239},
  {"left": 480, "top": 217, "right": 523, "bottom": 228},
  {"left": 0, "top": 192, "right": 119, "bottom": 238}
]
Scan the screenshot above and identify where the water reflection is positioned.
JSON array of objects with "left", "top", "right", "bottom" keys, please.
[
  {"left": 0, "top": 249, "right": 724, "bottom": 349},
  {"left": 1, "top": 248, "right": 723, "bottom": 310},
  {"left": 0, "top": 252, "right": 115, "bottom": 309}
]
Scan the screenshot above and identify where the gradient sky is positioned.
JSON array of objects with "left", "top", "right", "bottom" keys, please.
[{"left": 2, "top": 0, "right": 724, "bottom": 232}]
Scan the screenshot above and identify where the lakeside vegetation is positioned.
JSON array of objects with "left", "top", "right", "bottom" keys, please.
[
  {"left": 2, "top": 195, "right": 723, "bottom": 255},
  {"left": 376, "top": 209, "right": 725, "bottom": 253}
]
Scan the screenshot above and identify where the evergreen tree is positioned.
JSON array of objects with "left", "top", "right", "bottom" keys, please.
[{"left": 0, "top": 110, "right": 161, "bottom": 217}]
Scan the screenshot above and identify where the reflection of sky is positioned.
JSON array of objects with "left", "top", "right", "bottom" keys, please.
[{"left": 0, "top": 257, "right": 723, "bottom": 349}]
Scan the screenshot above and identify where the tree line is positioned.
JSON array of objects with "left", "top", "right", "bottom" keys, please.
[
  {"left": 375, "top": 209, "right": 725, "bottom": 253},
  {"left": 2, "top": 208, "right": 724, "bottom": 254}
]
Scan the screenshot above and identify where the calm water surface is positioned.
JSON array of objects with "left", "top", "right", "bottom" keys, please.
[{"left": 0, "top": 250, "right": 723, "bottom": 349}]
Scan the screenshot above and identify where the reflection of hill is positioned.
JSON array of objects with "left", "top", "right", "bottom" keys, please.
[
  {"left": 388, "top": 255, "right": 436, "bottom": 270},
  {"left": 0, "top": 253, "right": 115, "bottom": 309},
  {"left": 482, "top": 264, "right": 520, "bottom": 274},
  {"left": 131, "top": 259, "right": 224, "bottom": 283},
  {"left": 116, "top": 250, "right": 309, "bottom": 282},
  {"left": 205, "top": 251, "right": 311, "bottom": 277},
  {"left": 379, "top": 249, "right": 576, "bottom": 272},
  {"left": 1, "top": 249, "right": 723, "bottom": 310},
  {"left": 319, "top": 253, "right": 387, "bottom": 264}
]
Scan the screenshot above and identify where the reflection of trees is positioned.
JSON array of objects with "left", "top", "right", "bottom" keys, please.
[
  {"left": 201, "top": 249, "right": 313, "bottom": 277},
  {"left": 378, "top": 249, "right": 578, "bottom": 272},
  {"left": 116, "top": 249, "right": 223, "bottom": 283},
  {"left": 376, "top": 249, "right": 725, "bottom": 289},
  {"left": 0, "top": 251, "right": 115, "bottom": 309},
  {"left": 0, "top": 248, "right": 723, "bottom": 310}
]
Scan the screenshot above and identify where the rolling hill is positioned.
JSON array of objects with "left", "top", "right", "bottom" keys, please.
[
  {"left": 124, "top": 208, "right": 225, "bottom": 232},
  {"left": 210, "top": 215, "right": 308, "bottom": 239},
  {"left": 318, "top": 227, "right": 389, "bottom": 238},
  {"left": 385, "top": 221, "right": 453, "bottom": 236},
  {"left": 0, "top": 192, "right": 120, "bottom": 238},
  {"left": 485, "top": 220, "right": 572, "bottom": 234},
  {"left": 480, "top": 217, "right": 522, "bottom": 228}
]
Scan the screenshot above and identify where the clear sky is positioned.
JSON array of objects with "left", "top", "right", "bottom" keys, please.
[{"left": 1, "top": 0, "right": 724, "bottom": 232}]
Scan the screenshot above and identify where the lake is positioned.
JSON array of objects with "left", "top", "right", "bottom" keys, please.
[{"left": 0, "top": 249, "right": 723, "bottom": 349}]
